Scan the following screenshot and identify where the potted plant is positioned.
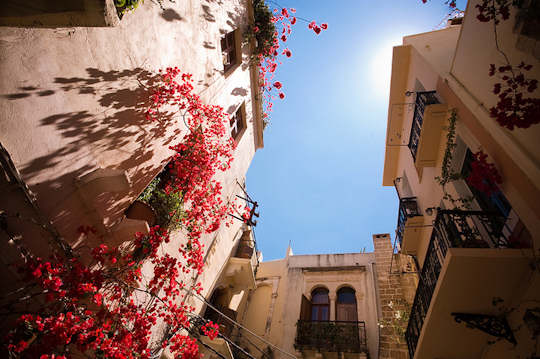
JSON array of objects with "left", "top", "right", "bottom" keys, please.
[{"left": 131, "top": 176, "right": 184, "bottom": 230}]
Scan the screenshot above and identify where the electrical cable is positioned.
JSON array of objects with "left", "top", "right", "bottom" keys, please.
[{"left": 190, "top": 312, "right": 258, "bottom": 359}]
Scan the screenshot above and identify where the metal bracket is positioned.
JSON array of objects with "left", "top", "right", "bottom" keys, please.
[{"left": 452, "top": 312, "right": 517, "bottom": 345}]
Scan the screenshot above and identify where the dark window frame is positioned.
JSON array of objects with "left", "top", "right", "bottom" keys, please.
[
  {"left": 230, "top": 103, "right": 247, "bottom": 143},
  {"left": 221, "top": 29, "right": 240, "bottom": 74},
  {"left": 336, "top": 287, "right": 358, "bottom": 322},
  {"left": 311, "top": 288, "right": 329, "bottom": 321},
  {"left": 460, "top": 148, "right": 511, "bottom": 218}
]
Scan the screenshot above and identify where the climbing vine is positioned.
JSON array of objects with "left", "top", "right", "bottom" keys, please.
[{"left": 435, "top": 109, "right": 504, "bottom": 209}]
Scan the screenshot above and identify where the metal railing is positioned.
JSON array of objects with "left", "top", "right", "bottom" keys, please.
[
  {"left": 204, "top": 305, "right": 237, "bottom": 337},
  {"left": 295, "top": 320, "right": 367, "bottom": 353},
  {"left": 234, "top": 231, "right": 260, "bottom": 276},
  {"left": 405, "top": 210, "right": 510, "bottom": 358},
  {"left": 396, "top": 197, "right": 422, "bottom": 246},
  {"left": 408, "top": 91, "right": 440, "bottom": 161}
]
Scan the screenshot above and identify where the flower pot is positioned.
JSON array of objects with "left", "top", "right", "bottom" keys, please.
[
  {"left": 125, "top": 200, "right": 157, "bottom": 226},
  {"left": 235, "top": 240, "right": 254, "bottom": 259}
]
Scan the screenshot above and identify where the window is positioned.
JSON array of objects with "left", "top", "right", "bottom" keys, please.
[
  {"left": 221, "top": 30, "right": 239, "bottom": 73},
  {"left": 311, "top": 288, "right": 329, "bottom": 321},
  {"left": 460, "top": 148, "right": 532, "bottom": 247},
  {"left": 336, "top": 287, "right": 358, "bottom": 322},
  {"left": 460, "top": 148, "right": 511, "bottom": 218},
  {"left": 515, "top": 2, "right": 540, "bottom": 60},
  {"left": 230, "top": 103, "right": 246, "bottom": 143}
]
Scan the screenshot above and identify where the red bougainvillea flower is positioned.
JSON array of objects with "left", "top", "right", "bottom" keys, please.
[
  {"left": 273, "top": 81, "right": 282, "bottom": 89},
  {"left": 488, "top": 62, "right": 540, "bottom": 129},
  {"left": 253, "top": 26, "right": 260, "bottom": 33},
  {"left": 6, "top": 68, "right": 244, "bottom": 358},
  {"left": 475, "top": 0, "right": 510, "bottom": 24},
  {"left": 420, "top": 0, "right": 539, "bottom": 131},
  {"left": 279, "top": 92, "right": 285, "bottom": 99},
  {"left": 253, "top": 7, "right": 326, "bottom": 120},
  {"left": 201, "top": 321, "right": 220, "bottom": 340},
  {"left": 466, "top": 150, "right": 502, "bottom": 196}
]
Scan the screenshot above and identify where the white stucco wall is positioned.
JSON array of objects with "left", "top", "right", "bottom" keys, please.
[
  {"left": 450, "top": 0, "right": 540, "bottom": 193},
  {"left": 0, "top": 0, "right": 261, "bottom": 246},
  {"left": 0, "top": 1, "right": 265, "bottom": 352}
]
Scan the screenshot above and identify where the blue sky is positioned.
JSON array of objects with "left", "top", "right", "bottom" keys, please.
[{"left": 246, "top": 0, "right": 468, "bottom": 261}]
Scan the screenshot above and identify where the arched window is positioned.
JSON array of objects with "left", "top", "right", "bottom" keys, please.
[
  {"left": 311, "top": 288, "right": 329, "bottom": 321},
  {"left": 336, "top": 287, "right": 358, "bottom": 322}
]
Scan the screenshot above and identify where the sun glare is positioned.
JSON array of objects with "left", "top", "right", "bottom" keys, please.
[{"left": 371, "top": 40, "right": 401, "bottom": 98}]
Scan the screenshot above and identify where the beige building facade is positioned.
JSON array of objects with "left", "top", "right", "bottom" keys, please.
[
  {"left": 383, "top": 1, "right": 540, "bottom": 358},
  {"left": 218, "top": 234, "right": 416, "bottom": 359},
  {"left": 0, "top": 0, "right": 264, "bottom": 355}
]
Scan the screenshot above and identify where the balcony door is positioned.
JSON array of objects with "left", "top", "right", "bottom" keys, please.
[
  {"left": 459, "top": 147, "right": 532, "bottom": 248},
  {"left": 336, "top": 287, "right": 358, "bottom": 322},
  {"left": 311, "top": 288, "right": 329, "bottom": 321}
]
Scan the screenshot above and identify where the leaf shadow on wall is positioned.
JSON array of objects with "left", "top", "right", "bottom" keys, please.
[{"left": 16, "top": 67, "right": 183, "bottom": 245}]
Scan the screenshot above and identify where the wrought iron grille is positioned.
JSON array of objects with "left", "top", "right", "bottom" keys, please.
[
  {"left": 295, "top": 320, "right": 367, "bottom": 353},
  {"left": 396, "top": 197, "right": 422, "bottom": 246},
  {"left": 408, "top": 91, "right": 440, "bottom": 161},
  {"left": 405, "top": 210, "right": 510, "bottom": 358}
]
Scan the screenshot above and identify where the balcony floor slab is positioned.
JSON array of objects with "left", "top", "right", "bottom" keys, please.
[{"left": 414, "top": 248, "right": 535, "bottom": 359}]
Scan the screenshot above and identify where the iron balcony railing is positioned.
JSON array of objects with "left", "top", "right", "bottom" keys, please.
[
  {"left": 203, "top": 304, "right": 237, "bottom": 337},
  {"left": 295, "top": 320, "right": 367, "bottom": 353},
  {"left": 408, "top": 91, "right": 440, "bottom": 161},
  {"left": 396, "top": 197, "right": 422, "bottom": 247},
  {"left": 405, "top": 210, "right": 511, "bottom": 358}
]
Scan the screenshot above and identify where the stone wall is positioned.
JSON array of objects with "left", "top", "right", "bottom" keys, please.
[{"left": 373, "top": 233, "right": 417, "bottom": 359}]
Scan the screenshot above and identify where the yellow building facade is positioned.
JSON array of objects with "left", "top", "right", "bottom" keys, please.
[
  {"left": 383, "top": 1, "right": 540, "bottom": 358},
  {"left": 216, "top": 234, "right": 416, "bottom": 359}
]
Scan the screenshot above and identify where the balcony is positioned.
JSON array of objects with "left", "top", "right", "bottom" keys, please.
[
  {"left": 204, "top": 305, "right": 237, "bottom": 337},
  {"left": 220, "top": 231, "right": 258, "bottom": 293},
  {"left": 408, "top": 91, "right": 448, "bottom": 179},
  {"left": 396, "top": 197, "right": 424, "bottom": 253},
  {"left": 408, "top": 91, "right": 439, "bottom": 161},
  {"left": 406, "top": 210, "right": 533, "bottom": 359},
  {"left": 295, "top": 320, "right": 367, "bottom": 353},
  {"left": 196, "top": 311, "right": 236, "bottom": 359}
]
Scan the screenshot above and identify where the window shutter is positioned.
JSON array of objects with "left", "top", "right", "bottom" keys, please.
[{"left": 300, "top": 294, "right": 311, "bottom": 321}]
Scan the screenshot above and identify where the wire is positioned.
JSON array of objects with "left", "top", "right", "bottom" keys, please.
[
  {"left": 190, "top": 291, "right": 297, "bottom": 359},
  {"left": 190, "top": 312, "right": 258, "bottom": 359}
]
